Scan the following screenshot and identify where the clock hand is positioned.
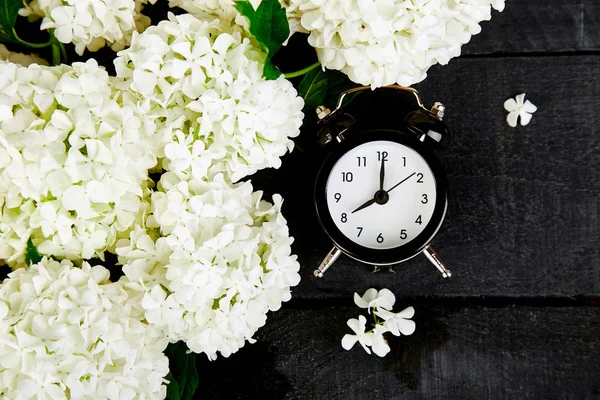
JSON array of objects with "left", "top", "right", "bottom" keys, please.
[
  {"left": 352, "top": 158, "right": 385, "bottom": 214},
  {"left": 352, "top": 162, "right": 399, "bottom": 214},
  {"left": 351, "top": 197, "right": 376, "bottom": 214},
  {"left": 386, "top": 172, "right": 416, "bottom": 193},
  {"left": 379, "top": 157, "right": 385, "bottom": 191}
]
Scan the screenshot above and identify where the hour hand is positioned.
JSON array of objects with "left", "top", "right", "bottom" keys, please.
[{"left": 352, "top": 197, "right": 376, "bottom": 214}]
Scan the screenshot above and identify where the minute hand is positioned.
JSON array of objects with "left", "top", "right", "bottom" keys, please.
[{"left": 386, "top": 172, "right": 416, "bottom": 193}]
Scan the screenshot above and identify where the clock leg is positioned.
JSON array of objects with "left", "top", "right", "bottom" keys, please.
[
  {"left": 423, "top": 245, "right": 452, "bottom": 278},
  {"left": 314, "top": 247, "right": 342, "bottom": 278},
  {"left": 371, "top": 265, "right": 395, "bottom": 274}
]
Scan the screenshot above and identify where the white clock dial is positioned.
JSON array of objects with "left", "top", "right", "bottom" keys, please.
[{"left": 326, "top": 140, "right": 437, "bottom": 249}]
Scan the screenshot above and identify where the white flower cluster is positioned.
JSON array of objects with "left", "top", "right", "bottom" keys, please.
[
  {"left": 117, "top": 172, "right": 301, "bottom": 359},
  {"left": 342, "top": 288, "right": 415, "bottom": 357},
  {"left": 1, "top": 4, "right": 304, "bottom": 388},
  {"left": 0, "top": 43, "right": 47, "bottom": 66},
  {"left": 114, "top": 13, "right": 304, "bottom": 182},
  {"left": 289, "top": 0, "right": 505, "bottom": 88},
  {"left": 0, "top": 258, "right": 169, "bottom": 399},
  {"left": 19, "top": 0, "right": 154, "bottom": 55},
  {"left": 0, "top": 59, "right": 156, "bottom": 265}
]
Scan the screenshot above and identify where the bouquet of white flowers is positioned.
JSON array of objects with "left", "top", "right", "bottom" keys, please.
[{"left": 0, "top": 0, "right": 503, "bottom": 397}]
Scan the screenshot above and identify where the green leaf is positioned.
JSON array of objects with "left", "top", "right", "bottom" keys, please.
[
  {"left": 296, "top": 69, "right": 362, "bottom": 113},
  {"left": 324, "top": 70, "right": 361, "bottom": 107},
  {"left": 0, "top": 0, "right": 24, "bottom": 44},
  {"left": 165, "top": 342, "right": 199, "bottom": 400},
  {"left": 165, "top": 373, "right": 180, "bottom": 400},
  {"left": 263, "top": 60, "right": 283, "bottom": 80},
  {"left": 251, "top": 0, "right": 289, "bottom": 53},
  {"left": 0, "top": 0, "right": 56, "bottom": 49},
  {"left": 297, "top": 68, "right": 329, "bottom": 110},
  {"left": 25, "top": 237, "right": 42, "bottom": 266},
  {"left": 180, "top": 357, "right": 198, "bottom": 400},
  {"left": 235, "top": 0, "right": 290, "bottom": 80},
  {"left": 234, "top": 0, "right": 255, "bottom": 20}
]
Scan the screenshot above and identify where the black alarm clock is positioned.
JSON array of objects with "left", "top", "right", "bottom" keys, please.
[{"left": 313, "top": 85, "right": 452, "bottom": 279}]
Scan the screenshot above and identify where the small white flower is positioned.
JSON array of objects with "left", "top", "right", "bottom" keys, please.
[
  {"left": 343, "top": 288, "right": 415, "bottom": 357},
  {"left": 504, "top": 93, "right": 537, "bottom": 127},
  {"left": 353, "top": 288, "right": 395, "bottom": 313},
  {"left": 376, "top": 306, "right": 416, "bottom": 337},
  {"left": 368, "top": 324, "right": 391, "bottom": 357},
  {"left": 341, "top": 315, "right": 373, "bottom": 354}
]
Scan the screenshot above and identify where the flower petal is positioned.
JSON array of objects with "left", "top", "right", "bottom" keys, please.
[
  {"left": 376, "top": 289, "right": 395, "bottom": 310},
  {"left": 395, "top": 306, "right": 415, "bottom": 319},
  {"left": 503, "top": 98, "right": 517, "bottom": 112},
  {"left": 374, "top": 308, "right": 395, "bottom": 321},
  {"left": 353, "top": 292, "right": 369, "bottom": 308},
  {"left": 361, "top": 288, "right": 379, "bottom": 304},
  {"left": 346, "top": 316, "right": 366, "bottom": 334},
  {"left": 397, "top": 319, "right": 416, "bottom": 336},
  {"left": 358, "top": 336, "right": 373, "bottom": 354},
  {"left": 523, "top": 100, "right": 537, "bottom": 113},
  {"left": 519, "top": 111, "right": 533, "bottom": 126},
  {"left": 506, "top": 111, "right": 519, "bottom": 128},
  {"left": 341, "top": 334, "right": 359, "bottom": 350},
  {"left": 515, "top": 93, "right": 526, "bottom": 106},
  {"left": 371, "top": 334, "right": 391, "bottom": 357}
]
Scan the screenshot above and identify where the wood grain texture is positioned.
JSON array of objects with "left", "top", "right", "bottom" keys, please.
[
  {"left": 194, "top": 306, "right": 600, "bottom": 400},
  {"left": 250, "top": 55, "right": 600, "bottom": 299},
  {"left": 464, "top": 0, "right": 600, "bottom": 55}
]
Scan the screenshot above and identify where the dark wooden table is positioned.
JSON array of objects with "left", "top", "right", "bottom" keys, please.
[{"left": 196, "top": 1, "right": 600, "bottom": 398}]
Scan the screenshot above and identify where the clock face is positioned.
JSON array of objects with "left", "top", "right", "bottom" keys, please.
[{"left": 325, "top": 140, "right": 437, "bottom": 250}]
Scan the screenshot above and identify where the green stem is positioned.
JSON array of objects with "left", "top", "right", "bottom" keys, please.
[
  {"left": 51, "top": 43, "right": 60, "bottom": 66},
  {"left": 11, "top": 28, "right": 54, "bottom": 48},
  {"left": 373, "top": 313, "right": 380, "bottom": 325},
  {"left": 58, "top": 41, "right": 67, "bottom": 64},
  {"left": 283, "top": 61, "right": 321, "bottom": 79}
]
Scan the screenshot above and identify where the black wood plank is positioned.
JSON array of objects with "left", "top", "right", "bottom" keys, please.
[
  {"left": 463, "top": 0, "right": 600, "bottom": 55},
  {"left": 250, "top": 55, "right": 600, "bottom": 299},
  {"left": 194, "top": 306, "right": 600, "bottom": 400}
]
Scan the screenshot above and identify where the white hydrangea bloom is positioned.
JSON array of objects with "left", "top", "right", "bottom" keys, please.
[
  {"left": 19, "top": 0, "right": 155, "bottom": 55},
  {"left": 117, "top": 172, "right": 300, "bottom": 359},
  {"left": 290, "top": 0, "right": 505, "bottom": 88},
  {"left": 0, "top": 258, "right": 169, "bottom": 399},
  {"left": 114, "top": 13, "right": 304, "bottom": 183},
  {"left": 0, "top": 43, "right": 48, "bottom": 66},
  {"left": 0, "top": 59, "right": 156, "bottom": 265},
  {"left": 167, "top": 0, "right": 305, "bottom": 39}
]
